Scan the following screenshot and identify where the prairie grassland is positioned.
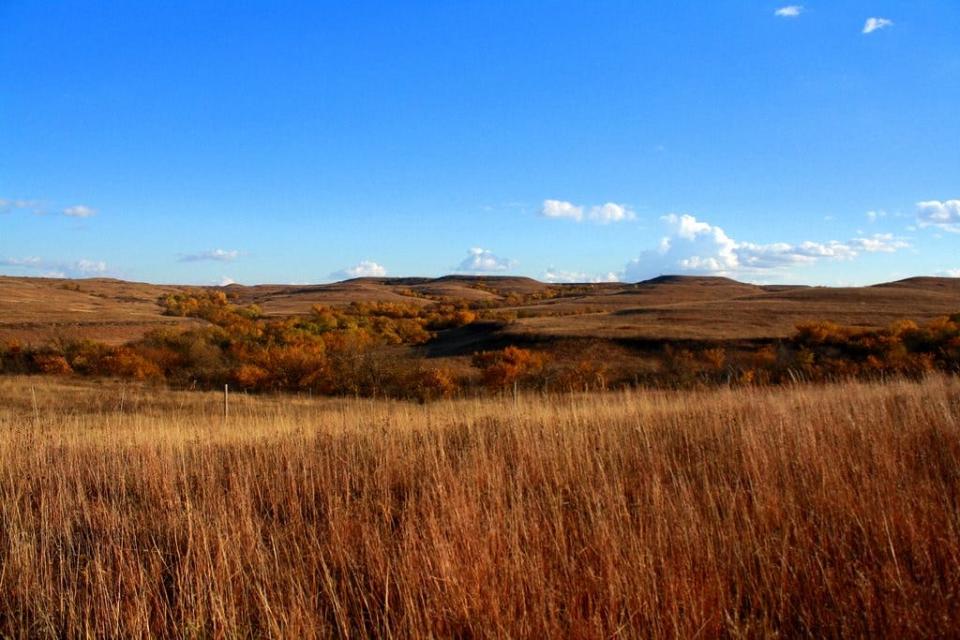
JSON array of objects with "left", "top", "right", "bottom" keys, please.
[{"left": 1, "top": 377, "right": 959, "bottom": 638}]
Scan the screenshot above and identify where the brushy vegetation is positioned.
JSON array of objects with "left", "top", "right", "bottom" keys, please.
[
  {"left": 1, "top": 290, "right": 959, "bottom": 398},
  {"left": 1, "top": 376, "right": 959, "bottom": 637}
]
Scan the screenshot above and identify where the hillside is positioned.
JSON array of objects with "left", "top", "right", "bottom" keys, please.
[{"left": 1, "top": 274, "right": 958, "bottom": 346}]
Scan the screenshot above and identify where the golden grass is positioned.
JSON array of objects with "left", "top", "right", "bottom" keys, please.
[
  {"left": 1, "top": 376, "right": 959, "bottom": 638},
  {"left": 4, "top": 274, "right": 960, "bottom": 346}
]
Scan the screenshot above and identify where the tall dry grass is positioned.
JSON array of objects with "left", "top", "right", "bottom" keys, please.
[{"left": 1, "top": 376, "right": 959, "bottom": 638}]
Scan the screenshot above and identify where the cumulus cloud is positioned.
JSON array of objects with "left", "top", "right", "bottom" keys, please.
[
  {"left": 63, "top": 205, "right": 96, "bottom": 218},
  {"left": 916, "top": 200, "right": 960, "bottom": 233},
  {"left": 330, "top": 260, "right": 388, "bottom": 280},
  {"left": 622, "top": 214, "right": 909, "bottom": 282},
  {"left": 588, "top": 202, "right": 636, "bottom": 224},
  {"left": 542, "top": 268, "right": 620, "bottom": 284},
  {"left": 0, "top": 256, "right": 108, "bottom": 278},
  {"left": 178, "top": 249, "right": 240, "bottom": 262},
  {"left": 541, "top": 199, "right": 584, "bottom": 221},
  {"left": 941, "top": 269, "right": 960, "bottom": 278},
  {"left": 456, "top": 248, "right": 514, "bottom": 273},
  {"left": 218, "top": 276, "right": 237, "bottom": 286},
  {"left": 863, "top": 17, "right": 893, "bottom": 34},
  {"left": 865, "top": 210, "right": 887, "bottom": 223},
  {"left": 774, "top": 6, "right": 803, "bottom": 18},
  {"left": 540, "top": 199, "right": 636, "bottom": 224},
  {"left": 847, "top": 234, "right": 909, "bottom": 253}
]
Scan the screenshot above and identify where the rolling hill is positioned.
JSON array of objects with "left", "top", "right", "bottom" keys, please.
[{"left": 1, "top": 274, "right": 958, "bottom": 347}]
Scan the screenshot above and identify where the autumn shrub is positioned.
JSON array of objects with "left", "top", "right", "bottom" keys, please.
[
  {"left": 0, "top": 341, "right": 28, "bottom": 374},
  {"left": 545, "top": 359, "right": 608, "bottom": 392},
  {"left": 8, "top": 291, "right": 960, "bottom": 397},
  {"left": 32, "top": 353, "right": 73, "bottom": 376},
  {"left": 231, "top": 363, "right": 272, "bottom": 391},
  {"left": 411, "top": 367, "right": 459, "bottom": 401},
  {"left": 99, "top": 347, "right": 162, "bottom": 381},
  {"left": 472, "top": 346, "right": 545, "bottom": 391}
]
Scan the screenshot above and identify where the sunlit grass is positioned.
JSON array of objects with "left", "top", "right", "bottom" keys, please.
[{"left": 1, "top": 376, "right": 958, "bottom": 637}]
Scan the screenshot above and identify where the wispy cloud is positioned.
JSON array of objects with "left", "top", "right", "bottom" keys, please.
[
  {"left": 0, "top": 256, "right": 109, "bottom": 278},
  {"left": 916, "top": 200, "right": 960, "bottom": 233},
  {"left": 456, "top": 248, "right": 514, "bottom": 273},
  {"left": 63, "top": 205, "right": 96, "bottom": 218},
  {"left": 178, "top": 249, "right": 241, "bottom": 262},
  {"left": 2, "top": 197, "right": 100, "bottom": 218},
  {"left": 863, "top": 17, "right": 893, "bottom": 34},
  {"left": 329, "top": 260, "right": 388, "bottom": 280},
  {"left": 542, "top": 268, "right": 620, "bottom": 284},
  {"left": 0, "top": 198, "right": 42, "bottom": 214},
  {"left": 540, "top": 199, "right": 636, "bottom": 224},
  {"left": 622, "top": 214, "right": 909, "bottom": 282},
  {"left": 774, "top": 6, "right": 803, "bottom": 18}
]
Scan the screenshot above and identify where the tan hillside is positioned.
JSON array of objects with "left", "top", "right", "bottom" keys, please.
[{"left": 1, "top": 274, "right": 958, "bottom": 345}]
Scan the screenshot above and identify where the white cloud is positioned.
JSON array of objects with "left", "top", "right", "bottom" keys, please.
[
  {"left": 0, "top": 198, "right": 42, "bottom": 214},
  {"left": 330, "top": 260, "right": 388, "bottom": 280},
  {"left": 218, "top": 276, "right": 237, "bottom": 286},
  {"left": 917, "top": 200, "right": 960, "bottom": 233},
  {"left": 541, "top": 199, "right": 584, "bottom": 221},
  {"left": 63, "top": 204, "right": 96, "bottom": 218},
  {"left": 542, "top": 268, "right": 620, "bottom": 284},
  {"left": 541, "top": 199, "right": 636, "bottom": 224},
  {"left": 939, "top": 269, "right": 960, "bottom": 278},
  {"left": 74, "top": 259, "right": 108, "bottom": 274},
  {"left": 588, "top": 202, "right": 636, "bottom": 224},
  {"left": 622, "top": 214, "right": 910, "bottom": 281},
  {"left": 775, "top": 6, "right": 803, "bottom": 18},
  {"left": 865, "top": 210, "right": 887, "bottom": 223},
  {"left": 863, "top": 17, "right": 893, "bottom": 34},
  {"left": 848, "top": 234, "right": 909, "bottom": 253},
  {"left": 179, "top": 249, "right": 241, "bottom": 262},
  {"left": 456, "top": 247, "right": 514, "bottom": 273},
  {"left": 0, "top": 257, "right": 43, "bottom": 268},
  {"left": 0, "top": 256, "right": 109, "bottom": 278}
]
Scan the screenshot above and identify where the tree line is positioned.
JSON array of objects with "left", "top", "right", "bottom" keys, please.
[{"left": 1, "top": 290, "right": 958, "bottom": 399}]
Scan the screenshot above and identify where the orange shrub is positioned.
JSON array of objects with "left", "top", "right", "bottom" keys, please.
[
  {"left": 472, "top": 346, "right": 545, "bottom": 391},
  {"left": 701, "top": 348, "right": 727, "bottom": 371},
  {"left": 231, "top": 364, "right": 271, "bottom": 391},
  {"left": 413, "top": 367, "right": 459, "bottom": 401},
  {"left": 33, "top": 354, "right": 73, "bottom": 376},
  {"left": 100, "top": 347, "right": 162, "bottom": 381}
]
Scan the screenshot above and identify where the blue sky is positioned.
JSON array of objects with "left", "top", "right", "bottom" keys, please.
[{"left": 1, "top": 1, "right": 958, "bottom": 285}]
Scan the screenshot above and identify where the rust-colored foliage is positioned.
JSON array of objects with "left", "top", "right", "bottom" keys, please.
[
  {"left": 32, "top": 354, "right": 73, "bottom": 376},
  {"left": 413, "top": 367, "right": 459, "bottom": 401},
  {"left": 99, "top": 347, "right": 163, "bottom": 381},
  {"left": 5, "top": 293, "right": 960, "bottom": 397},
  {"left": 472, "top": 346, "right": 545, "bottom": 390}
]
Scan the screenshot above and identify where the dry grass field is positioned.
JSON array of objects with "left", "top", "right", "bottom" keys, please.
[
  {"left": 1, "top": 376, "right": 959, "bottom": 638},
  {"left": 3, "top": 274, "right": 959, "bottom": 347}
]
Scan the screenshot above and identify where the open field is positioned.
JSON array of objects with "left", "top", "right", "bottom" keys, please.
[
  {"left": 2, "top": 376, "right": 959, "bottom": 637},
  {"left": 3, "top": 274, "right": 959, "bottom": 347}
]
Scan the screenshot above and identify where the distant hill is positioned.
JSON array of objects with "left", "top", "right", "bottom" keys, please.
[
  {"left": 1, "top": 274, "right": 957, "bottom": 345},
  {"left": 871, "top": 277, "right": 960, "bottom": 294}
]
